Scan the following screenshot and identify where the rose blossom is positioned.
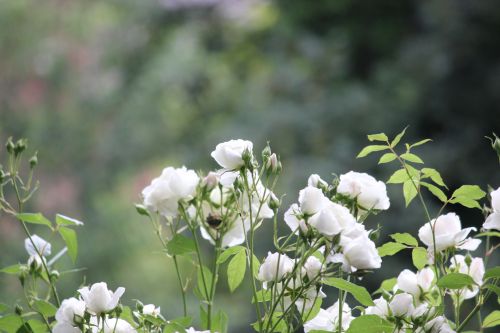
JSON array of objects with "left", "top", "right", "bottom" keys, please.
[
  {"left": 142, "top": 166, "right": 199, "bottom": 217},
  {"left": 396, "top": 268, "right": 434, "bottom": 300},
  {"left": 25, "top": 234, "right": 51, "bottom": 257},
  {"left": 483, "top": 187, "right": 500, "bottom": 230},
  {"left": 210, "top": 139, "right": 253, "bottom": 170},
  {"left": 389, "top": 293, "right": 414, "bottom": 317},
  {"left": 337, "top": 171, "right": 390, "bottom": 210},
  {"left": 449, "top": 255, "right": 484, "bottom": 299},
  {"left": 303, "top": 301, "right": 352, "bottom": 333},
  {"left": 418, "top": 213, "right": 481, "bottom": 252},
  {"left": 104, "top": 318, "right": 136, "bottom": 333},
  {"left": 78, "top": 282, "right": 125, "bottom": 315},
  {"left": 55, "top": 297, "right": 86, "bottom": 326},
  {"left": 257, "top": 252, "right": 294, "bottom": 282}
]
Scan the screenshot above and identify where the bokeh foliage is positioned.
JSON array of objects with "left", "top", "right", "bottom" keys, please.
[{"left": 0, "top": 0, "right": 499, "bottom": 331}]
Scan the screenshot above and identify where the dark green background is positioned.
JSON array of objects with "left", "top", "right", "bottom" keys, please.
[{"left": 1, "top": 0, "right": 499, "bottom": 331}]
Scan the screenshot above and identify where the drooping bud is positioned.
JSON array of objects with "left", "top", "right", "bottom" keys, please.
[
  {"left": 266, "top": 153, "right": 279, "bottom": 174},
  {"left": 29, "top": 152, "right": 38, "bottom": 169},
  {"left": 5, "top": 137, "right": 15, "bottom": 154},
  {"left": 261, "top": 144, "right": 272, "bottom": 161},
  {"left": 242, "top": 148, "right": 253, "bottom": 170},
  {"left": 202, "top": 172, "right": 219, "bottom": 191},
  {"left": 136, "top": 300, "right": 144, "bottom": 312},
  {"left": 269, "top": 193, "right": 280, "bottom": 211},
  {"left": 15, "top": 304, "right": 23, "bottom": 316},
  {"left": 50, "top": 270, "right": 60, "bottom": 281},
  {"left": 14, "top": 139, "right": 27, "bottom": 156},
  {"left": 115, "top": 304, "right": 123, "bottom": 316},
  {"left": 490, "top": 133, "right": 500, "bottom": 164}
]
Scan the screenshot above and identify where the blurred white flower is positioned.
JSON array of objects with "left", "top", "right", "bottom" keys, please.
[
  {"left": 143, "top": 304, "right": 161, "bottom": 317},
  {"left": 298, "top": 186, "right": 328, "bottom": 215},
  {"left": 104, "top": 318, "right": 136, "bottom": 333},
  {"left": 302, "top": 256, "right": 324, "bottom": 280},
  {"left": 483, "top": 187, "right": 500, "bottom": 230},
  {"left": 396, "top": 268, "right": 434, "bottom": 300},
  {"left": 303, "top": 301, "right": 352, "bottom": 333},
  {"left": 211, "top": 139, "right": 253, "bottom": 170},
  {"left": 142, "top": 166, "right": 199, "bottom": 217},
  {"left": 425, "top": 316, "right": 455, "bottom": 333},
  {"left": 53, "top": 322, "right": 81, "bottom": 333},
  {"left": 365, "top": 297, "right": 389, "bottom": 318},
  {"left": 55, "top": 297, "right": 86, "bottom": 326},
  {"left": 257, "top": 252, "right": 294, "bottom": 282},
  {"left": 25, "top": 234, "right": 51, "bottom": 257},
  {"left": 449, "top": 255, "right": 484, "bottom": 299},
  {"left": 308, "top": 201, "right": 357, "bottom": 237},
  {"left": 184, "top": 328, "right": 211, "bottom": 333},
  {"left": 307, "top": 174, "right": 327, "bottom": 188},
  {"left": 418, "top": 213, "right": 481, "bottom": 252},
  {"left": 337, "top": 171, "right": 390, "bottom": 211},
  {"left": 284, "top": 204, "right": 308, "bottom": 233},
  {"left": 78, "top": 282, "right": 125, "bottom": 315},
  {"left": 331, "top": 230, "right": 382, "bottom": 272},
  {"left": 389, "top": 293, "right": 414, "bottom": 317}
]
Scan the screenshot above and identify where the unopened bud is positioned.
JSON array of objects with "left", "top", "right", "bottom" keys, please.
[
  {"left": 261, "top": 145, "right": 272, "bottom": 161},
  {"left": 242, "top": 149, "right": 253, "bottom": 169},
  {"left": 266, "top": 153, "right": 279, "bottom": 173},
  {"left": 14, "top": 139, "right": 27, "bottom": 156},
  {"left": 29, "top": 152, "right": 38, "bottom": 168},
  {"left": 0, "top": 169, "right": 5, "bottom": 183},
  {"left": 115, "top": 304, "right": 123, "bottom": 316},
  {"left": 15, "top": 304, "right": 23, "bottom": 316},
  {"left": 464, "top": 254, "right": 472, "bottom": 267},
  {"left": 6, "top": 137, "right": 15, "bottom": 154},
  {"left": 269, "top": 194, "right": 280, "bottom": 211},
  {"left": 135, "top": 204, "right": 150, "bottom": 217},
  {"left": 491, "top": 133, "right": 500, "bottom": 164},
  {"left": 136, "top": 300, "right": 144, "bottom": 312},
  {"left": 202, "top": 172, "right": 219, "bottom": 191},
  {"left": 27, "top": 255, "right": 43, "bottom": 273},
  {"left": 50, "top": 270, "right": 60, "bottom": 281}
]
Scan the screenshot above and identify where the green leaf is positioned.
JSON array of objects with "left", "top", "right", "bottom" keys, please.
[
  {"left": 170, "top": 316, "right": 192, "bottom": 327},
  {"left": 134, "top": 204, "right": 150, "bottom": 217},
  {"left": 390, "top": 127, "right": 408, "bottom": 148},
  {"left": 252, "top": 254, "right": 260, "bottom": 279},
  {"left": 403, "top": 179, "right": 418, "bottom": 207},
  {"left": 212, "top": 310, "right": 228, "bottom": 333},
  {"left": 412, "top": 247, "right": 428, "bottom": 270},
  {"left": 390, "top": 233, "right": 418, "bottom": 247},
  {"left": 166, "top": 234, "right": 196, "bottom": 256},
  {"left": 449, "top": 185, "right": 486, "bottom": 208},
  {"left": 367, "top": 133, "right": 388, "bottom": 142},
  {"left": 484, "top": 284, "right": 500, "bottom": 298},
  {"left": 421, "top": 168, "right": 446, "bottom": 188},
  {"left": 59, "top": 227, "right": 78, "bottom": 263},
  {"left": 0, "top": 315, "right": 23, "bottom": 333},
  {"left": 387, "top": 169, "right": 409, "bottom": 184},
  {"left": 16, "top": 213, "right": 52, "bottom": 229},
  {"left": 483, "top": 310, "right": 500, "bottom": 328},
  {"left": 0, "top": 303, "right": 9, "bottom": 313},
  {"left": 33, "top": 299, "right": 57, "bottom": 318},
  {"left": 381, "top": 278, "right": 397, "bottom": 292},
  {"left": 164, "top": 322, "right": 186, "bottom": 333},
  {"left": 421, "top": 182, "right": 448, "bottom": 203},
  {"left": 217, "top": 246, "right": 244, "bottom": 264},
  {"left": 476, "top": 231, "right": 500, "bottom": 238},
  {"left": 400, "top": 153, "right": 424, "bottom": 164},
  {"left": 357, "top": 145, "right": 388, "bottom": 158},
  {"left": 0, "top": 264, "right": 23, "bottom": 275},
  {"left": 346, "top": 315, "right": 394, "bottom": 333},
  {"left": 378, "top": 153, "right": 397, "bottom": 164},
  {"left": 323, "top": 278, "right": 374, "bottom": 306},
  {"left": 484, "top": 266, "right": 500, "bottom": 280},
  {"left": 302, "top": 297, "right": 322, "bottom": 322},
  {"left": 437, "top": 273, "right": 475, "bottom": 289},
  {"left": 410, "top": 139, "right": 432, "bottom": 148},
  {"left": 377, "top": 242, "right": 407, "bottom": 257},
  {"left": 252, "top": 289, "right": 272, "bottom": 303},
  {"left": 55, "top": 214, "right": 83, "bottom": 226},
  {"left": 227, "top": 250, "right": 246, "bottom": 292},
  {"left": 26, "top": 320, "right": 47, "bottom": 333},
  {"left": 197, "top": 265, "right": 213, "bottom": 301}
]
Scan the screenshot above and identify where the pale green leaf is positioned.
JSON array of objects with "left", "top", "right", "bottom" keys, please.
[
  {"left": 390, "top": 127, "right": 408, "bottom": 148},
  {"left": 421, "top": 168, "right": 446, "bottom": 188},
  {"left": 377, "top": 242, "right": 407, "bottom": 257},
  {"left": 367, "top": 133, "right": 388, "bottom": 142},
  {"left": 16, "top": 213, "right": 52, "bottom": 228},
  {"left": 378, "top": 153, "right": 397, "bottom": 164},
  {"left": 484, "top": 266, "right": 500, "bottom": 280},
  {"left": 357, "top": 145, "right": 388, "bottom": 158},
  {"left": 483, "top": 310, "right": 500, "bottom": 328},
  {"left": 217, "top": 246, "right": 245, "bottom": 264},
  {"left": 346, "top": 315, "right": 394, "bottom": 333},
  {"left": 400, "top": 153, "right": 424, "bottom": 164},
  {"left": 55, "top": 214, "right": 83, "bottom": 226},
  {"left": 403, "top": 179, "right": 419, "bottom": 207},
  {"left": 59, "top": 227, "right": 78, "bottom": 263},
  {"left": 410, "top": 139, "right": 432, "bottom": 148},
  {"left": 33, "top": 299, "right": 57, "bottom": 317},
  {"left": 412, "top": 247, "right": 428, "bottom": 270},
  {"left": 0, "top": 315, "right": 23, "bottom": 333},
  {"left": 227, "top": 250, "right": 246, "bottom": 292},
  {"left": 323, "top": 278, "right": 374, "bottom": 306},
  {"left": 451, "top": 185, "right": 486, "bottom": 200},
  {"left": 166, "top": 234, "right": 196, "bottom": 256},
  {"left": 387, "top": 169, "right": 409, "bottom": 184},
  {"left": 421, "top": 182, "right": 448, "bottom": 202},
  {"left": 437, "top": 273, "right": 475, "bottom": 289},
  {"left": 0, "top": 264, "right": 22, "bottom": 275},
  {"left": 390, "top": 233, "right": 418, "bottom": 247}
]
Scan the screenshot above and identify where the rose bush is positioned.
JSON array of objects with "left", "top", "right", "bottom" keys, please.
[{"left": 0, "top": 130, "right": 499, "bottom": 333}]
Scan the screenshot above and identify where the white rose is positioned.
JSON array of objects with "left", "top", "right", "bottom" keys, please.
[
  {"left": 418, "top": 213, "right": 481, "bottom": 252},
  {"left": 483, "top": 187, "right": 500, "bottom": 230},
  {"left": 142, "top": 166, "right": 199, "bottom": 217},
  {"left": 142, "top": 304, "right": 161, "bottom": 317},
  {"left": 337, "top": 171, "right": 390, "bottom": 210},
  {"left": 339, "top": 232, "right": 382, "bottom": 271},
  {"left": 200, "top": 218, "right": 251, "bottom": 248},
  {"left": 365, "top": 297, "right": 389, "bottom": 317},
  {"left": 303, "top": 301, "right": 352, "bottom": 333},
  {"left": 308, "top": 202, "right": 357, "bottom": 236},
  {"left": 425, "top": 316, "right": 455, "bottom": 333},
  {"left": 298, "top": 187, "right": 328, "bottom": 215},
  {"left": 389, "top": 293, "right": 414, "bottom": 317},
  {"left": 55, "top": 297, "right": 86, "bottom": 325},
  {"left": 284, "top": 204, "right": 308, "bottom": 233},
  {"left": 25, "top": 234, "right": 51, "bottom": 257},
  {"left": 307, "top": 174, "right": 328, "bottom": 188},
  {"left": 53, "top": 322, "right": 81, "bottom": 333},
  {"left": 411, "top": 303, "right": 430, "bottom": 320},
  {"left": 491, "top": 187, "right": 500, "bottom": 212},
  {"left": 104, "top": 319, "right": 136, "bottom": 333},
  {"left": 185, "top": 328, "right": 211, "bottom": 333},
  {"left": 449, "top": 255, "right": 484, "bottom": 299},
  {"left": 396, "top": 268, "right": 434, "bottom": 300},
  {"left": 210, "top": 139, "right": 253, "bottom": 170},
  {"left": 303, "top": 256, "right": 324, "bottom": 280},
  {"left": 257, "top": 252, "right": 294, "bottom": 282},
  {"left": 78, "top": 282, "right": 125, "bottom": 315}
]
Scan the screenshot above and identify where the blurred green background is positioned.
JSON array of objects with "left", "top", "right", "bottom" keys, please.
[{"left": 1, "top": 0, "right": 499, "bottom": 331}]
